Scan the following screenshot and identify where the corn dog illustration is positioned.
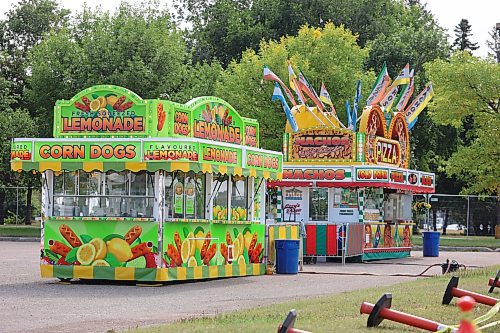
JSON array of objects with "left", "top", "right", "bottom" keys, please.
[
  {"left": 200, "top": 231, "right": 211, "bottom": 259},
  {"left": 220, "top": 243, "right": 228, "bottom": 264},
  {"left": 248, "top": 232, "right": 258, "bottom": 257},
  {"left": 113, "top": 95, "right": 126, "bottom": 110},
  {"left": 157, "top": 103, "right": 166, "bottom": 131},
  {"left": 225, "top": 231, "right": 232, "bottom": 245},
  {"left": 59, "top": 224, "right": 82, "bottom": 247},
  {"left": 166, "top": 244, "right": 182, "bottom": 266},
  {"left": 173, "top": 231, "right": 182, "bottom": 253},
  {"left": 48, "top": 240, "right": 71, "bottom": 256},
  {"left": 250, "top": 243, "right": 263, "bottom": 263},
  {"left": 203, "top": 243, "right": 217, "bottom": 265},
  {"left": 124, "top": 225, "right": 142, "bottom": 245},
  {"left": 129, "top": 242, "right": 152, "bottom": 261}
]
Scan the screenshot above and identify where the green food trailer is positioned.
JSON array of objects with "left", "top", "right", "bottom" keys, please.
[{"left": 11, "top": 85, "right": 282, "bottom": 282}]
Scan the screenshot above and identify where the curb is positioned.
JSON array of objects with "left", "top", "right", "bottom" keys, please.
[
  {"left": 412, "top": 245, "right": 500, "bottom": 252},
  {"left": 0, "top": 237, "right": 40, "bottom": 242}
]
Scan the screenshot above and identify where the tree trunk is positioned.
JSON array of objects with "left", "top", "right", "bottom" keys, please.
[
  {"left": 432, "top": 208, "right": 437, "bottom": 231},
  {"left": 25, "top": 185, "right": 32, "bottom": 225},
  {"left": 0, "top": 189, "right": 5, "bottom": 225},
  {"left": 442, "top": 208, "right": 449, "bottom": 235}
]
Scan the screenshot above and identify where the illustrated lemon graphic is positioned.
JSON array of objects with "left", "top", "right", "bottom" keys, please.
[
  {"left": 187, "top": 256, "right": 197, "bottom": 267},
  {"left": 237, "top": 255, "right": 245, "bottom": 265},
  {"left": 236, "top": 233, "right": 244, "bottom": 255},
  {"left": 106, "top": 238, "right": 132, "bottom": 262},
  {"left": 90, "top": 238, "right": 107, "bottom": 260},
  {"left": 89, "top": 99, "right": 101, "bottom": 111},
  {"left": 76, "top": 243, "right": 96, "bottom": 265},
  {"left": 243, "top": 231, "right": 252, "bottom": 249},
  {"left": 186, "top": 232, "right": 195, "bottom": 256},
  {"left": 195, "top": 230, "right": 205, "bottom": 251},
  {"left": 125, "top": 256, "right": 146, "bottom": 268},
  {"left": 106, "top": 95, "right": 118, "bottom": 106},
  {"left": 97, "top": 96, "right": 107, "bottom": 108},
  {"left": 232, "top": 238, "right": 240, "bottom": 260},
  {"left": 180, "top": 238, "right": 191, "bottom": 263},
  {"left": 91, "top": 259, "right": 110, "bottom": 266}
]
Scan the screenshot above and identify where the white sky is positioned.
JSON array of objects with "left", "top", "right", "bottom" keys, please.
[{"left": 0, "top": 0, "right": 498, "bottom": 57}]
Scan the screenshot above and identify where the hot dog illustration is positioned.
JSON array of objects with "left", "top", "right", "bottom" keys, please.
[
  {"left": 124, "top": 225, "right": 142, "bottom": 245},
  {"left": 48, "top": 240, "right": 71, "bottom": 256},
  {"left": 59, "top": 224, "right": 82, "bottom": 247}
]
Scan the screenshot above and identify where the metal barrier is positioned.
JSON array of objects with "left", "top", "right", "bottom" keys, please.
[{"left": 0, "top": 186, "right": 41, "bottom": 224}]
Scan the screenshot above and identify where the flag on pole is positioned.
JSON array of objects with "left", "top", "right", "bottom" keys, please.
[
  {"left": 366, "top": 62, "right": 391, "bottom": 106},
  {"left": 395, "top": 69, "right": 415, "bottom": 112},
  {"left": 379, "top": 85, "right": 399, "bottom": 112},
  {"left": 263, "top": 65, "right": 296, "bottom": 106},
  {"left": 403, "top": 82, "right": 434, "bottom": 124},
  {"left": 319, "top": 82, "right": 337, "bottom": 114},
  {"left": 297, "top": 69, "right": 325, "bottom": 111},
  {"left": 288, "top": 63, "right": 306, "bottom": 105},
  {"left": 391, "top": 63, "right": 411, "bottom": 87},
  {"left": 351, "top": 80, "right": 362, "bottom": 131},
  {"left": 346, "top": 100, "right": 354, "bottom": 131},
  {"left": 408, "top": 116, "right": 418, "bottom": 130},
  {"left": 272, "top": 83, "right": 299, "bottom": 132}
]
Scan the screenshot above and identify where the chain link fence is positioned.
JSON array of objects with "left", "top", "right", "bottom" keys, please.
[
  {"left": 0, "top": 187, "right": 42, "bottom": 224},
  {"left": 413, "top": 194, "right": 499, "bottom": 236}
]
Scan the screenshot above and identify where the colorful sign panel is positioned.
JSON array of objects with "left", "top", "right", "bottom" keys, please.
[
  {"left": 245, "top": 150, "right": 282, "bottom": 172},
  {"left": 11, "top": 141, "right": 33, "bottom": 161},
  {"left": 355, "top": 167, "right": 390, "bottom": 182},
  {"left": 163, "top": 222, "right": 265, "bottom": 268},
  {"left": 143, "top": 142, "right": 199, "bottom": 161},
  {"left": 34, "top": 141, "right": 142, "bottom": 162},
  {"left": 364, "top": 223, "right": 412, "bottom": 249},
  {"left": 288, "top": 128, "right": 355, "bottom": 162},
  {"left": 243, "top": 120, "right": 259, "bottom": 148},
  {"left": 282, "top": 167, "right": 352, "bottom": 181},
  {"left": 200, "top": 143, "right": 241, "bottom": 166},
  {"left": 42, "top": 220, "right": 159, "bottom": 268},
  {"left": 54, "top": 86, "right": 148, "bottom": 137}
]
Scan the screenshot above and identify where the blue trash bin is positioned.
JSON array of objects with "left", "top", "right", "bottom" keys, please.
[
  {"left": 422, "top": 231, "right": 440, "bottom": 257},
  {"left": 275, "top": 239, "right": 300, "bottom": 274}
]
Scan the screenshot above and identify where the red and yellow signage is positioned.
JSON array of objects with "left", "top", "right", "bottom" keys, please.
[
  {"left": 283, "top": 168, "right": 350, "bottom": 181},
  {"left": 288, "top": 128, "right": 355, "bottom": 162},
  {"left": 144, "top": 142, "right": 198, "bottom": 161}
]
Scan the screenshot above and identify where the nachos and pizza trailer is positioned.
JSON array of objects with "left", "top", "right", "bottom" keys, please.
[
  {"left": 10, "top": 85, "right": 283, "bottom": 282},
  {"left": 270, "top": 105, "right": 435, "bottom": 261}
]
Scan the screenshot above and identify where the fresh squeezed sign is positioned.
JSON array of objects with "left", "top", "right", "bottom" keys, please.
[
  {"left": 11, "top": 141, "right": 33, "bottom": 161},
  {"left": 34, "top": 142, "right": 141, "bottom": 162},
  {"left": 143, "top": 142, "right": 199, "bottom": 161},
  {"left": 54, "top": 86, "right": 148, "bottom": 137}
]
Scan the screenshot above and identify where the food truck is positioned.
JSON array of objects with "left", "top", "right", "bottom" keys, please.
[
  {"left": 10, "top": 85, "right": 282, "bottom": 282},
  {"left": 264, "top": 65, "right": 436, "bottom": 261}
]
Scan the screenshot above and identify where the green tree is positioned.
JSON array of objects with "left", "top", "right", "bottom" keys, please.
[
  {"left": 425, "top": 52, "right": 500, "bottom": 195},
  {"left": 487, "top": 25, "right": 500, "bottom": 63},
  {"left": 0, "top": 0, "right": 69, "bottom": 109},
  {"left": 215, "top": 23, "right": 372, "bottom": 150},
  {"left": 27, "top": 1, "right": 220, "bottom": 137},
  {"left": 452, "top": 19, "right": 479, "bottom": 53}
]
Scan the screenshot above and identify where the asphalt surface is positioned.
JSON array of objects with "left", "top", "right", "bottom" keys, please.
[{"left": 1, "top": 241, "right": 499, "bottom": 333}]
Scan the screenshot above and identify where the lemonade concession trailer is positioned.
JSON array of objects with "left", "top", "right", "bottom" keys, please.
[
  {"left": 10, "top": 85, "right": 282, "bottom": 282},
  {"left": 271, "top": 105, "right": 436, "bottom": 261}
]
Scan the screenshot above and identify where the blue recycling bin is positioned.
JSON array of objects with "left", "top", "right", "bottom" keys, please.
[
  {"left": 275, "top": 239, "right": 300, "bottom": 274},
  {"left": 422, "top": 231, "right": 440, "bottom": 257}
]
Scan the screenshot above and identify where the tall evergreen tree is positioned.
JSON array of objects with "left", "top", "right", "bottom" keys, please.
[
  {"left": 452, "top": 19, "right": 479, "bottom": 52},
  {"left": 486, "top": 24, "right": 500, "bottom": 63}
]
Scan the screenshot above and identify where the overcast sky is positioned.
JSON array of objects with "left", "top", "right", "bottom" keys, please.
[{"left": 0, "top": 0, "right": 498, "bottom": 57}]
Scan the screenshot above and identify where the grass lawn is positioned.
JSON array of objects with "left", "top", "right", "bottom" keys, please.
[
  {"left": 0, "top": 225, "right": 40, "bottom": 237},
  {"left": 412, "top": 234, "right": 500, "bottom": 248},
  {"left": 127, "top": 266, "right": 500, "bottom": 333}
]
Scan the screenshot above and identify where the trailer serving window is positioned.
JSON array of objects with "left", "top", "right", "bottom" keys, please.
[
  {"left": 309, "top": 188, "right": 328, "bottom": 221},
  {"left": 164, "top": 171, "right": 206, "bottom": 219}
]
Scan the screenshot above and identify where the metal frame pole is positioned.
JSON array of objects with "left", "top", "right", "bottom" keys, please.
[{"left": 466, "top": 195, "right": 470, "bottom": 236}]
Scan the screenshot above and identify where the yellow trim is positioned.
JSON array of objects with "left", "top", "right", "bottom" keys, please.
[
  {"left": 249, "top": 169, "right": 257, "bottom": 177},
  {"left": 11, "top": 161, "right": 23, "bottom": 171},
  {"left": 40, "top": 264, "right": 53, "bottom": 278},
  {"left": 290, "top": 225, "right": 299, "bottom": 239},
  {"left": 278, "top": 226, "right": 286, "bottom": 239},
  {"left": 218, "top": 165, "right": 228, "bottom": 175},
  {"left": 39, "top": 161, "right": 62, "bottom": 172},
  {"left": 115, "top": 267, "right": 135, "bottom": 280},
  {"left": 74, "top": 265, "right": 93, "bottom": 279},
  {"left": 82, "top": 161, "right": 103, "bottom": 172},
  {"left": 284, "top": 161, "right": 362, "bottom": 165},
  {"left": 202, "top": 163, "right": 212, "bottom": 173},
  {"left": 170, "top": 162, "right": 190, "bottom": 172},
  {"left": 233, "top": 166, "right": 243, "bottom": 176},
  {"left": 193, "top": 266, "right": 203, "bottom": 279},
  {"left": 252, "top": 263, "right": 260, "bottom": 275},
  {"left": 263, "top": 170, "right": 270, "bottom": 179},
  {"left": 156, "top": 268, "right": 167, "bottom": 281},
  {"left": 225, "top": 264, "right": 233, "bottom": 277},
  {"left": 239, "top": 263, "right": 246, "bottom": 276},
  {"left": 276, "top": 172, "right": 283, "bottom": 180},
  {"left": 176, "top": 267, "right": 187, "bottom": 280},
  {"left": 126, "top": 162, "right": 147, "bottom": 172},
  {"left": 209, "top": 265, "right": 218, "bottom": 278}
]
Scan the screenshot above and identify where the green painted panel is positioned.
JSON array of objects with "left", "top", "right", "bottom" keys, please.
[{"left": 316, "top": 224, "right": 327, "bottom": 255}]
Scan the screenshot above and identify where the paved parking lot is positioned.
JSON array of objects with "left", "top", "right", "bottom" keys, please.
[{"left": 1, "top": 241, "right": 498, "bottom": 333}]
